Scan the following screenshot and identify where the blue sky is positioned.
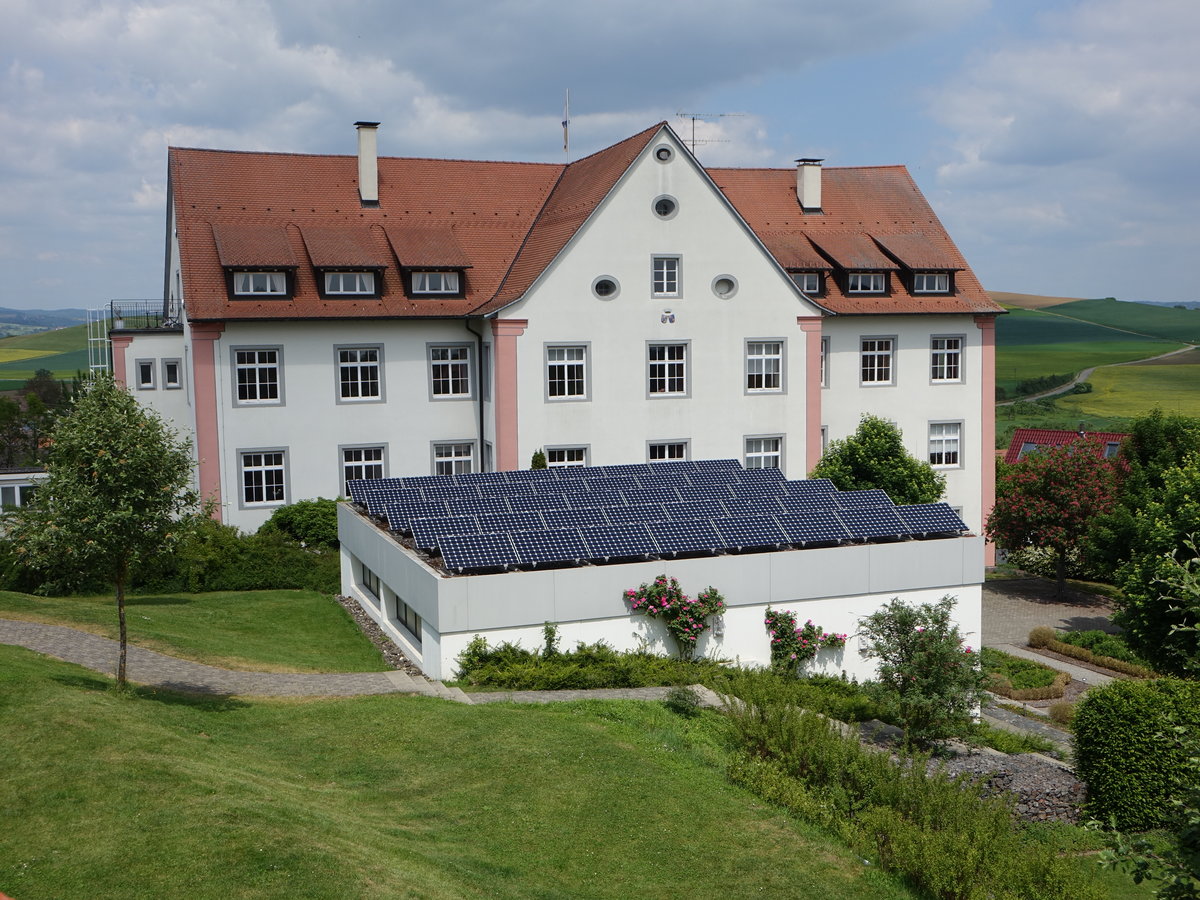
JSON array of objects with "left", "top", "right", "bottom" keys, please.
[{"left": 2, "top": 0, "right": 1197, "bottom": 310}]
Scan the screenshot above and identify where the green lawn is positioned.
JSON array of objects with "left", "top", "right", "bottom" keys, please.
[
  {"left": 1056, "top": 363, "right": 1200, "bottom": 418},
  {"left": 1051, "top": 298, "right": 1200, "bottom": 343},
  {"left": 0, "top": 589, "right": 385, "bottom": 673},
  {"left": 0, "top": 646, "right": 922, "bottom": 900}
]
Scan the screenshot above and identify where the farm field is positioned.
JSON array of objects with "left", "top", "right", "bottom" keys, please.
[
  {"left": 0, "top": 324, "right": 91, "bottom": 390},
  {"left": 1049, "top": 297, "right": 1200, "bottom": 343},
  {"left": 1055, "top": 360, "right": 1200, "bottom": 419}
]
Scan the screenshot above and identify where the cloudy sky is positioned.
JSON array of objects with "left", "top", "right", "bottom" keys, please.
[{"left": 2, "top": 0, "right": 1197, "bottom": 311}]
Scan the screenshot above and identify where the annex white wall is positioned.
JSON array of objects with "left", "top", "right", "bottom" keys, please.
[
  {"left": 498, "top": 130, "right": 822, "bottom": 475},
  {"left": 822, "top": 315, "right": 985, "bottom": 533},
  {"left": 339, "top": 503, "right": 984, "bottom": 681},
  {"left": 113, "top": 330, "right": 195, "bottom": 443}
]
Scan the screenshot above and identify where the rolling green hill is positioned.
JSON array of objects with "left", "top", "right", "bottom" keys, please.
[
  {"left": 0, "top": 324, "right": 91, "bottom": 390},
  {"left": 1048, "top": 297, "right": 1200, "bottom": 343}
]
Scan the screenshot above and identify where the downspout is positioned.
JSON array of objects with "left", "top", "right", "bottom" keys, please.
[{"left": 464, "top": 316, "right": 486, "bottom": 470}]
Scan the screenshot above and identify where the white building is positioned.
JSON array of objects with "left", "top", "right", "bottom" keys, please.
[{"left": 113, "top": 121, "right": 1000, "bottom": 542}]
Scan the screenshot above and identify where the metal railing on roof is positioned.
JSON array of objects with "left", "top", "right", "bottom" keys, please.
[{"left": 109, "top": 299, "right": 182, "bottom": 332}]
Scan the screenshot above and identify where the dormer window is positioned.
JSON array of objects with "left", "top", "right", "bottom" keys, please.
[
  {"left": 323, "top": 271, "right": 377, "bottom": 296},
  {"left": 411, "top": 271, "right": 461, "bottom": 295},
  {"left": 847, "top": 272, "right": 886, "bottom": 294},
  {"left": 913, "top": 272, "right": 951, "bottom": 294},
  {"left": 233, "top": 271, "right": 287, "bottom": 295},
  {"left": 791, "top": 272, "right": 824, "bottom": 295}
]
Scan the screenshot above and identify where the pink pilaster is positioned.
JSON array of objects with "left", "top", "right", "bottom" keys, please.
[
  {"left": 109, "top": 335, "right": 133, "bottom": 387},
  {"left": 975, "top": 315, "right": 997, "bottom": 565},
  {"left": 491, "top": 318, "right": 528, "bottom": 471},
  {"left": 190, "top": 322, "right": 226, "bottom": 520},
  {"left": 797, "top": 317, "right": 824, "bottom": 474}
]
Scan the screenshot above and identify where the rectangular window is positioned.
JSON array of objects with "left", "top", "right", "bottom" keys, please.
[
  {"left": 395, "top": 595, "right": 422, "bottom": 645},
  {"left": 481, "top": 344, "right": 492, "bottom": 402},
  {"left": 342, "top": 446, "right": 385, "bottom": 495},
  {"left": 241, "top": 450, "right": 286, "bottom": 506},
  {"left": 1104, "top": 442, "right": 1121, "bottom": 458},
  {"left": 162, "top": 358, "right": 182, "bottom": 390},
  {"left": 412, "top": 271, "right": 460, "bottom": 294},
  {"left": 483, "top": 441, "right": 494, "bottom": 473},
  {"left": 361, "top": 564, "right": 380, "bottom": 600},
  {"left": 860, "top": 338, "right": 894, "bottom": 385},
  {"left": 433, "top": 442, "right": 475, "bottom": 476},
  {"left": 746, "top": 340, "right": 783, "bottom": 393},
  {"left": 135, "top": 359, "right": 155, "bottom": 390},
  {"left": 234, "top": 349, "right": 281, "bottom": 404},
  {"left": 547, "top": 447, "right": 588, "bottom": 467},
  {"left": 429, "top": 345, "right": 472, "bottom": 398},
  {"left": 649, "top": 441, "right": 688, "bottom": 462},
  {"left": 792, "top": 272, "right": 821, "bottom": 294},
  {"left": 745, "top": 436, "right": 783, "bottom": 470},
  {"left": 931, "top": 336, "right": 963, "bottom": 383},
  {"left": 820, "top": 336, "right": 830, "bottom": 388},
  {"left": 847, "top": 272, "right": 886, "bottom": 294},
  {"left": 325, "top": 271, "right": 376, "bottom": 295},
  {"left": 338, "top": 347, "right": 382, "bottom": 401},
  {"left": 652, "top": 256, "right": 680, "bottom": 297},
  {"left": 914, "top": 272, "right": 950, "bottom": 293},
  {"left": 546, "top": 345, "right": 588, "bottom": 400},
  {"left": 1, "top": 484, "right": 37, "bottom": 509},
  {"left": 648, "top": 343, "right": 687, "bottom": 396},
  {"left": 233, "top": 271, "right": 287, "bottom": 295},
  {"left": 928, "top": 422, "right": 961, "bottom": 467}
]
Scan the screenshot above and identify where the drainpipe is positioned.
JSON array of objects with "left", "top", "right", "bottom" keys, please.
[{"left": 464, "top": 316, "right": 486, "bottom": 470}]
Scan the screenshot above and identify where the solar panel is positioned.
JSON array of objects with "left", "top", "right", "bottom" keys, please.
[
  {"left": 739, "top": 466, "right": 786, "bottom": 482},
  {"left": 712, "top": 516, "right": 788, "bottom": 550},
  {"left": 410, "top": 516, "right": 480, "bottom": 550},
  {"left": 454, "top": 471, "right": 506, "bottom": 485},
  {"left": 439, "top": 533, "right": 519, "bottom": 573},
  {"left": 694, "top": 459, "right": 743, "bottom": 473},
  {"left": 478, "top": 511, "right": 547, "bottom": 533},
  {"left": 480, "top": 481, "right": 534, "bottom": 498},
  {"left": 542, "top": 508, "right": 610, "bottom": 529},
  {"left": 583, "top": 524, "right": 660, "bottom": 560},
  {"left": 384, "top": 500, "right": 451, "bottom": 532},
  {"left": 623, "top": 486, "right": 683, "bottom": 503},
  {"left": 605, "top": 503, "right": 667, "bottom": 524},
  {"left": 508, "top": 494, "right": 568, "bottom": 512},
  {"left": 454, "top": 497, "right": 513, "bottom": 515},
  {"left": 400, "top": 475, "right": 449, "bottom": 490},
  {"left": 647, "top": 520, "right": 723, "bottom": 556},
  {"left": 674, "top": 484, "right": 735, "bottom": 501},
  {"left": 556, "top": 480, "right": 596, "bottom": 496},
  {"left": 777, "top": 495, "right": 839, "bottom": 514},
  {"left": 781, "top": 478, "right": 839, "bottom": 498},
  {"left": 896, "top": 504, "right": 968, "bottom": 535},
  {"left": 727, "top": 482, "right": 787, "bottom": 499},
  {"left": 837, "top": 506, "right": 909, "bottom": 540},
  {"left": 775, "top": 511, "right": 849, "bottom": 545},
  {"left": 513, "top": 529, "right": 590, "bottom": 567},
  {"left": 664, "top": 500, "right": 729, "bottom": 520},
  {"left": 722, "top": 497, "right": 786, "bottom": 517},
  {"left": 568, "top": 490, "right": 623, "bottom": 508},
  {"left": 605, "top": 463, "right": 653, "bottom": 477},
  {"left": 422, "top": 483, "right": 481, "bottom": 500},
  {"left": 836, "top": 489, "right": 895, "bottom": 508},
  {"left": 365, "top": 488, "right": 423, "bottom": 517},
  {"left": 646, "top": 459, "right": 699, "bottom": 475}
]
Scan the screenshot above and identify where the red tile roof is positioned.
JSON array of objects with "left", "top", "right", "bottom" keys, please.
[
  {"left": 170, "top": 125, "right": 1002, "bottom": 322},
  {"left": 1003, "top": 428, "right": 1130, "bottom": 464}
]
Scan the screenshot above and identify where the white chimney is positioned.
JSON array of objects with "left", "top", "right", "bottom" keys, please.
[
  {"left": 356, "top": 121, "right": 380, "bottom": 206},
  {"left": 796, "top": 158, "right": 823, "bottom": 213}
]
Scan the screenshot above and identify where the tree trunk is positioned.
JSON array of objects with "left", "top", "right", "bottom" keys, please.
[
  {"left": 1055, "top": 551, "right": 1068, "bottom": 602},
  {"left": 116, "top": 563, "right": 128, "bottom": 689}
]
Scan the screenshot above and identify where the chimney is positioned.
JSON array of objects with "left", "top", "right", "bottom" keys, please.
[
  {"left": 355, "top": 121, "right": 380, "bottom": 206},
  {"left": 796, "top": 158, "right": 823, "bottom": 213}
]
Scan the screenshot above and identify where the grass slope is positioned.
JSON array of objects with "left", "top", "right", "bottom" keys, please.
[
  {"left": 0, "top": 590, "right": 385, "bottom": 673},
  {"left": 0, "top": 646, "right": 919, "bottom": 900},
  {"left": 0, "top": 323, "right": 90, "bottom": 388},
  {"left": 1055, "top": 363, "right": 1200, "bottom": 418},
  {"left": 1051, "top": 298, "right": 1200, "bottom": 343}
]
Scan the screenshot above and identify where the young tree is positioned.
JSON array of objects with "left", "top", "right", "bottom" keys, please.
[
  {"left": 809, "top": 414, "right": 945, "bottom": 504},
  {"left": 8, "top": 375, "right": 197, "bottom": 688},
  {"left": 986, "top": 437, "right": 1119, "bottom": 599}
]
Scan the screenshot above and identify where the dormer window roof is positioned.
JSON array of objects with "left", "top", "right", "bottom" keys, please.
[
  {"left": 300, "top": 226, "right": 388, "bottom": 269},
  {"left": 212, "top": 224, "right": 297, "bottom": 268},
  {"left": 808, "top": 233, "right": 897, "bottom": 272},
  {"left": 385, "top": 225, "right": 472, "bottom": 270}
]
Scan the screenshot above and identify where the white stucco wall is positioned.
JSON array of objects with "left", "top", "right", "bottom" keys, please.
[{"left": 339, "top": 502, "right": 984, "bottom": 681}]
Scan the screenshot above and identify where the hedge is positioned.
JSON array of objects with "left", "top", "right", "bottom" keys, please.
[{"left": 1074, "top": 678, "right": 1200, "bottom": 830}]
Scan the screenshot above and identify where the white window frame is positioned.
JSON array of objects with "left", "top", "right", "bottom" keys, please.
[
  {"left": 232, "top": 347, "right": 283, "bottom": 406},
  {"left": 545, "top": 344, "right": 589, "bottom": 401},
  {"left": 135, "top": 359, "right": 156, "bottom": 390},
  {"left": 647, "top": 342, "right": 688, "bottom": 397},
  {"left": 745, "top": 435, "right": 784, "bottom": 471},
  {"left": 859, "top": 337, "right": 895, "bottom": 386},
  {"left": 930, "top": 336, "right": 964, "bottom": 384},
  {"left": 651, "top": 256, "right": 681, "bottom": 298},
  {"left": 324, "top": 271, "right": 376, "bottom": 296},
  {"left": 546, "top": 446, "right": 589, "bottom": 468},
  {"left": 847, "top": 272, "right": 886, "bottom": 294},
  {"left": 233, "top": 271, "right": 287, "bottom": 296},
  {"left": 432, "top": 441, "right": 476, "bottom": 476},
  {"left": 928, "top": 421, "right": 962, "bottom": 468},
  {"left": 239, "top": 448, "right": 288, "bottom": 508},
  {"left": 913, "top": 272, "right": 950, "bottom": 294},
  {"left": 340, "top": 444, "right": 386, "bottom": 495},
  {"left": 648, "top": 441, "right": 689, "bottom": 462},
  {"left": 745, "top": 339, "right": 784, "bottom": 394},
  {"left": 820, "top": 336, "right": 830, "bottom": 388},
  {"left": 161, "top": 358, "right": 182, "bottom": 390},
  {"left": 391, "top": 592, "right": 422, "bottom": 646},
  {"left": 412, "top": 271, "right": 460, "bottom": 294},
  {"left": 792, "top": 272, "right": 821, "bottom": 294},
  {"left": 481, "top": 343, "right": 492, "bottom": 402},
  {"left": 428, "top": 344, "right": 473, "bottom": 400},
  {"left": 336, "top": 345, "right": 383, "bottom": 403}
]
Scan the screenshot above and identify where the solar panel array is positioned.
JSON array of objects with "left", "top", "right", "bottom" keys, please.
[{"left": 349, "top": 459, "right": 968, "bottom": 574}]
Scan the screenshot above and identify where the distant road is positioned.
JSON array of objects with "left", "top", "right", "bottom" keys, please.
[{"left": 997, "top": 343, "right": 1198, "bottom": 406}]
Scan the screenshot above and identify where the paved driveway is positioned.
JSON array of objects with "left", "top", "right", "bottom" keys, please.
[{"left": 982, "top": 577, "right": 1118, "bottom": 647}]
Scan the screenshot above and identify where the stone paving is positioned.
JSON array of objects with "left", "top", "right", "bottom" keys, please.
[{"left": 982, "top": 577, "right": 1118, "bottom": 647}]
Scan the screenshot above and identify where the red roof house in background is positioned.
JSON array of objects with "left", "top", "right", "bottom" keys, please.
[{"left": 1003, "top": 428, "right": 1129, "bottom": 465}]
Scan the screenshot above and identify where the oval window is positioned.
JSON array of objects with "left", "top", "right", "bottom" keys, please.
[
  {"left": 592, "top": 276, "right": 619, "bottom": 299},
  {"left": 653, "top": 195, "right": 678, "bottom": 219},
  {"left": 712, "top": 275, "right": 738, "bottom": 299}
]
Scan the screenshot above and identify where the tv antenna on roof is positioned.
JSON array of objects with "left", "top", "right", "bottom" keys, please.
[{"left": 676, "top": 112, "right": 745, "bottom": 155}]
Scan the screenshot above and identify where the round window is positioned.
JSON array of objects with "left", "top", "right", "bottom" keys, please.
[
  {"left": 711, "top": 275, "right": 738, "bottom": 299},
  {"left": 652, "top": 195, "right": 678, "bottom": 219},
  {"left": 592, "top": 276, "right": 619, "bottom": 300},
  {"left": 654, "top": 145, "right": 673, "bottom": 163}
]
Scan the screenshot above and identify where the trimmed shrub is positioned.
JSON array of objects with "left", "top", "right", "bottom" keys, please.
[
  {"left": 1048, "top": 702, "right": 1074, "bottom": 726},
  {"left": 1029, "top": 626, "right": 1057, "bottom": 649},
  {"left": 1074, "top": 678, "right": 1200, "bottom": 830},
  {"left": 1054, "top": 629, "right": 1149, "bottom": 668},
  {"left": 258, "top": 497, "right": 339, "bottom": 549},
  {"left": 1044, "top": 638, "right": 1153, "bottom": 678}
]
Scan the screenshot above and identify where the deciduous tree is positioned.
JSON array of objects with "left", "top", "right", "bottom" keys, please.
[
  {"left": 809, "top": 414, "right": 945, "bottom": 504},
  {"left": 8, "top": 375, "right": 197, "bottom": 687}
]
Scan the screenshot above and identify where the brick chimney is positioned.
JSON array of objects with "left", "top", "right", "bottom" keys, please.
[
  {"left": 796, "top": 158, "right": 823, "bottom": 213},
  {"left": 356, "top": 121, "right": 380, "bottom": 206}
]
